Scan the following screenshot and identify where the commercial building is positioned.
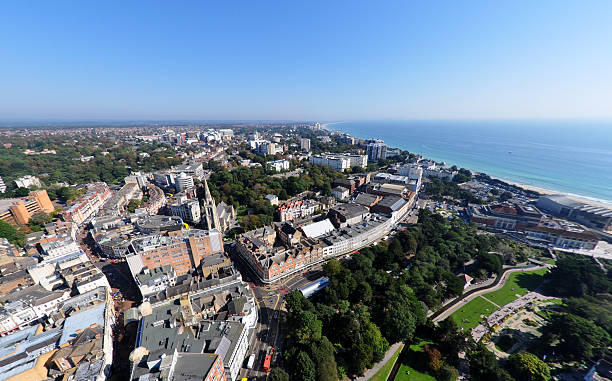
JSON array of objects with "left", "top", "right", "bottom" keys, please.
[
  {"left": 467, "top": 203, "right": 544, "bottom": 230},
  {"left": 371, "top": 196, "right": 410, "bottom": 221},
  {"left": 131, "top": 301, "right": 249, "bottom": 381},
  {"left": 266, "top": 159, "right": 290, "bottom": 172},
  {"left": 61, "top": 183, "right": 113, "bottom": 226},
  {"left": 353, "top": 193, "right": 382, "bottom": 208},
  {"left": 127, "top": 229, "right": 223, "bottom": 277},
  {"left": 60, "top": 261, "right": 111, "bottom": 295},
  {"left": 328, "top": 203, "right": 370, "bottom": 228},
  {"left": 0, "top": 190, "right": 54, "bottom": 225},
  {"left": 133, "top": 265, "right": 177, "bottom": 300},
  {"left": 142, "top": 184, "right": 166, "bottom": 214},
  {"left": 537, "top": 194, "right": 612, "bottom": 231},
  {"left": 300, "top": 137, "right": 311, "bottom": 152},
  {"left": 236, "top": 209, "right": 395, "bottom": 283},
  {"left": 170, "top": 196, "right": 202, "bottom": 224},
  {"left": 366, "top": 140, "right": 387, "bottom": 161},
  {"left": 521, "top": 224, "right": 599, "bottom": 250},
  {"left": 0, "top": 285, "right": 71, "bottom": 334},
  {"left": 0, "top": 325, "right": 62, "bottom": 380},
  {"left": 309, "top": 153, "right": 368, "bottom": 172}
]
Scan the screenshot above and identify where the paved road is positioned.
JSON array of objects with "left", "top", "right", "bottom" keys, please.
[
  {"left": 355, "top": 342, "right": 403, "bottom": 381},
  {"left": 432, "top": 265, "right": 550, "bottom": 323}
]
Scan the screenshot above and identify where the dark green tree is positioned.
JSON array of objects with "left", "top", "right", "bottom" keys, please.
[
  {"left": 268, "top": 368, "right": 289, "bottom": 381},
  {"left": 508, "top": 352, "right": 551, "bottom": 381},
  {"left": 293, "top": 351, "right": 316, "bottom": 381}
]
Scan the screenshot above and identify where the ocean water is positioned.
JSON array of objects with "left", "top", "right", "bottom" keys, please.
[{"left": 331, "top": 120, "right": 612, "bottom": 204}]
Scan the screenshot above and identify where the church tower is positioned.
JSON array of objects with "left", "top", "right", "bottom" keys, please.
[{"left": 203, "top": 179, "right": 221, "bottom": 231}]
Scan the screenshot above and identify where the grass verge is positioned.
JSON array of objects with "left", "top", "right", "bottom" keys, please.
[{"left": 369, "top": 343, "right": 405, "bottom": 381}]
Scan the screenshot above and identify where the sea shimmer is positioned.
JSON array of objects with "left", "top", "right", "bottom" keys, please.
[{"left": 331, "top": 120, "right": 612, "bottom": 204}]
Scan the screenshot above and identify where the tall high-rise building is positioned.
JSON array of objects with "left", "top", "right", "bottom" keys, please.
[
  {"left": 300, "top": 138, "right": 311, "bottom": 152},
  {"left": 366, "top": 139, "right": 387, "bottom": 161},
  {"left": 203, "top": 179, "right": 221, "bottom": 231}
]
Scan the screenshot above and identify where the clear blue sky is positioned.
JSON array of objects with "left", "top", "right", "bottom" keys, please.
[{"left": 1, "top": 1, "right": 611, "bottom": 121}]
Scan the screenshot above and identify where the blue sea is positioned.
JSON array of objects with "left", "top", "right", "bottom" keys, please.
[{"left": 331, "top": 120, "right": 612, "bottom": 204}]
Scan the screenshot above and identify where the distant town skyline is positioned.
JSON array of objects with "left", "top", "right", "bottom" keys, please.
[{"left": 1, "top": 1, "right": 612, "bottom": 121}]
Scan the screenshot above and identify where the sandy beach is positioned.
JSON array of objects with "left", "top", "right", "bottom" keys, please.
[{"left": 503, "top": 178, "right": 612, "bottom": 208}]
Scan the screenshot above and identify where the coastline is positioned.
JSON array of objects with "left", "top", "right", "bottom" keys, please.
[
  {"left": 323, "top": 121, "right": 612, "bottom": 208},
  {"left": 504, "top": 178, "right": 612, "bottom": 208}
]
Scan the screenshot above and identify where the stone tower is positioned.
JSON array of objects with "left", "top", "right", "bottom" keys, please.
[{"left": 203, "top": 179, "right": 220, "bottom": 231}]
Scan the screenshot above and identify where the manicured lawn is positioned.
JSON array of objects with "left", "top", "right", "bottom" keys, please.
[
  {"left": 450, "top": 296, "right": 497, "bottom": 330},
  {"left": 369, "top": 344, "right": 404, "bottom": 381},
  {"left": 393, "top": 364, "right": 436, "bottom": 381},
  {"left": 485, "top": 268, "right": 548, "bottom": 307},
  {"left": 393, "top": 339, "right": 436, "bottom": 381}
]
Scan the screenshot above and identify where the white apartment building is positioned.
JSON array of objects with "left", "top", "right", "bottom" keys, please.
[
  {"left": 175, "top": 172, "right": 195, "bottom": 192},
  {"left": 266, "top": 159, "right": 290, "bottom": 172},
  {"left": 300, "top": 138, "right": 311, "bottom": 152},
  {"left": 14, "top": 175, "right": 42, "bottom": 189},
  {"left": 309, "top": 153, "right": 368, "bottom": 172},
  {"left": 366, "top": 140, "right": 387, "bottom": 161}
]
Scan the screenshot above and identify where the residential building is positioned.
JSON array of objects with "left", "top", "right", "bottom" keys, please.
[
  {"left": 125, "top": 172, "right": 149, "bottom": 188},
  {"left": 265, "top": 194, "right": 279, "bottom": 206},
  {"left": 175, "top": 172, "right": 195, "bottom": 192},
  {"left": 60, "top": 183, "right": 113, "bottom": 226},
  {"left": 14, "top": 175, "right": 42, "bottom": 189},
  {"left": 331, "top": 186, "right": 349, "bottom": 200},
  {"left": 366, "top": 139, "right": 387, "bottom": 161},
  {"left": 332, "top": 178, "right": 356, "bottom": 194},
  {"left": 173, "top": 162, "right": 205, "bottom": 181},
  {"left": 266, "top": 159, "right": 290, "bottom": 172},
  {"left": 0, "top": 176, "right": 6, "bottom": 193},
  {"left": 103, "top": 182, "right": 143, "bottom": 215},
  {"left": 300, "top": 137, "right": 311, "bottom": 152},
  {"left": 0, "top": 190, "right": 54, "bottom": 225},
  {"left": 309, "top": 153, "right": 367, "bottom": 172},
  {"left": 127, "top": 229, "right": 223, "bottom": 277},
  {"left": 277, "top": 198, "right": 320, "bottom": 222}
]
